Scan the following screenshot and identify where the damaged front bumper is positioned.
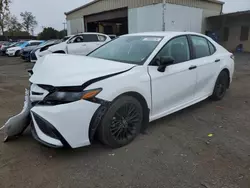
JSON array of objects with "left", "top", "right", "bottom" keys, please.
[
  {"left": 1, "top": 89, "right": 31, "bottom": 141},
  {"left": 1, "top": 88, "right": 101, "bottom": 148}
]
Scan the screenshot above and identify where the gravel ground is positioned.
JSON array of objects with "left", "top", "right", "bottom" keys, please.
[{"left": 0, "top": 54, "right": 250, "bottom": 188}]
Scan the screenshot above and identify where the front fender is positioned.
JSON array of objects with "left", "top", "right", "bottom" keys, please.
[{"left": 85, "top": 66, "right": 152, "bottom": 110}]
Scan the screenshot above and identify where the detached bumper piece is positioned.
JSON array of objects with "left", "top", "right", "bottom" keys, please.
[{"left": 30, "top": 112, "right": 69, "bottom": 148}]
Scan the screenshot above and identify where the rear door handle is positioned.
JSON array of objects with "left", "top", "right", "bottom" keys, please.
[
  {"left": 215, "top": 59, "right": 220, "bottom": 62},
  {"left": 189, "top": 65, "right": 197, "bottom": 70}
]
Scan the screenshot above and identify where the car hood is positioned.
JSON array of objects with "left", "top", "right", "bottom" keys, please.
[{"left": 30, "top": 54, "right": 135, "bottom": 87}]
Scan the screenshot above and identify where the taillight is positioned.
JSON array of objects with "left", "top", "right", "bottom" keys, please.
[{"left": 230, "top": 55, "right": 235, "bottom": 60}]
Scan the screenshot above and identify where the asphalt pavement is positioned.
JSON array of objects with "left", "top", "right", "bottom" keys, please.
[{"left": 0, "top": 54, "right": 250, "bottom": 188}]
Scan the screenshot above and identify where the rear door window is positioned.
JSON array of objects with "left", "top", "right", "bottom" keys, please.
[
  {"left": 83, "top": 34, "right": 99, "bottom": 42},
  {"left": 208, "top": 41, "right": 216, "bottom": 55},
  {"left": 97, "top": 35, "right": 107, "bottom": 42},
  {"left": 190, "top": 35, "right": 210, "bottom": 58}
]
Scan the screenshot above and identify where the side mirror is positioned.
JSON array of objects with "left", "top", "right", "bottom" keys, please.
[{"left": 157, "top": 56, "right": 175, "bottom": 72}]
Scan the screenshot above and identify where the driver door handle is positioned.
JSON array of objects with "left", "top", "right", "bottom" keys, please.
[{"left": 189, "top": 65, "right": 197, "bottom": 70}]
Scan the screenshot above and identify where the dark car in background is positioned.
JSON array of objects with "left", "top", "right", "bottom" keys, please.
[
  {"left": 20, "top": 41, "right": 44, "bottom": 61},
  {"left": 30, "top": 39, "right": 61, "bottom": 63}
]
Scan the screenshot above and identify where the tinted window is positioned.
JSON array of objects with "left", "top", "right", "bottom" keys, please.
[
  {"left": 73, "top": 36, "right": 84, "bottom": 43},
  {"left": 98, "top": 35, "right": 107, "bottom": 42},
  {"left": 29, "top": 42, "right": 41, "bottom": 46},
  {"left": 208, "top": 41, "right": 216, "bottom": 55},
  {"left": 157, "top": 36, "right": 190, "bottom": 64},
  {"left": 83, "top": 34, "right": 99, "bottom": 42},
  {"left": 191, "top": 36, "right": 210, "bottom": 58},
  {"left": 88, "top": 36, "right": 162, "bottom": 65}
]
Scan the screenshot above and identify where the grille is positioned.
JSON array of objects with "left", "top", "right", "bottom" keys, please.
[{"left": 33, "top": 113, "right": 58, "bottom": 139}]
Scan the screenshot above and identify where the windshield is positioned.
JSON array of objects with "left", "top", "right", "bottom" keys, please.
[{"left": 88, "top": 36, "right": 163, "bottom": 65}]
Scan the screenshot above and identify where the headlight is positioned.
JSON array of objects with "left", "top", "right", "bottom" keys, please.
[{"left": 44, "top": 88, "right": 102, "bottom": 103}]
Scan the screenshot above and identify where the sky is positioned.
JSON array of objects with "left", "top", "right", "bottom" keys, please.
[{"left": 10, "top": 0, "right": 250, "bottom": 35}]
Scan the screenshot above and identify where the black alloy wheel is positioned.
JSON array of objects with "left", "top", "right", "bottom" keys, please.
[
  {"left": 98, "top": 96, "right": 143, "bottom": 148},
  {"left": 110, "top": 103, "right": 140, "bottom": 142}
]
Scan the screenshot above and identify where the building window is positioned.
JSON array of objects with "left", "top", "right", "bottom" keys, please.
[
  {"left": 223, "top": 27, "right": 229, "bottom": 42},
  {"left": 240, "top": 26, "right": 249, "bottom": 41}
]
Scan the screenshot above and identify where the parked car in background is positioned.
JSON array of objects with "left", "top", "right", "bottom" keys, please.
[
  {"left": 0, "top": 42, "right": 13, "bottom": 50},
  {"left": 37, "top": 33, "right": 111, "bottom": 59},
  {"left": 30, "top": 39, "right": 61, "bottom": 63},
  {"left": 1, "top": 42, "right": 18, "bottom": 55},
  {"left": 6, "top": 40, "right": 44, "bottom": 57},
  {"left": 4, "top": 32, "right": 234, "bottom": 149},
  {"left": 20, "top": 41, "right": 45, "bottom": 61}
]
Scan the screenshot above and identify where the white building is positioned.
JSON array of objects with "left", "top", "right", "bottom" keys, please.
[{"left": 65, "top": 0, "right": 224, "bottom": 36}]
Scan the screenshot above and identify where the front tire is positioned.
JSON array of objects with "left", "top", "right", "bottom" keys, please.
[
  {"left": 98, "top": 96, "right": 143, "bottom": 148},
  {"left": 211, "top": 71, "right": 229, "bottom": 101},
  {"left": 15, "top": 50, "right": 20, "bottom": 57}
]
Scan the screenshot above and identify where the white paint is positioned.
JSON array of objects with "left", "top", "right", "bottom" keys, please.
[
  {"left": 128, "top": 3, "right": 203, "bottom": 33},
  {"left": 26, "top": 32, "right": 234, "bottom": 148}
]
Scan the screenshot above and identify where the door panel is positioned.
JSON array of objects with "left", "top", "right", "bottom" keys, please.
[
  {"left": 190, "top": 35, "right": 219, "bottom": 98},
  {"left": 67, "top": 43, "right": 87, "bottom": 55},
  {"left": 148, "top": 62, "right": 197, "bottom": 118},
  {"left": 192, "top": 57, "right": 218, "bottom": 98},
  {"left": 148, "top": 35, "right": 197, "bottom": 118}
]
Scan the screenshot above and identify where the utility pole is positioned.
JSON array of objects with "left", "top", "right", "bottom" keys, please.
[
  {"left": 63, "top": 22, "right": 66, "bottom": 36},
  {"left": 162, "top": 0, "right": 166, "bottom": 31}
]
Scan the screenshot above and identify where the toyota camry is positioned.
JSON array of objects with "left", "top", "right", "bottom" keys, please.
[{"left": 2, "top": 32, "right": 234, "bottom": 149}]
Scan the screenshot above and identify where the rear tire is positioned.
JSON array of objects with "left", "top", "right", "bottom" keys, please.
[
  {"left": 98, "top": 96, "right": 143, "bottom": 148},
  {"left": 211, "top": 71, "right": 229, "bottom": 101}
]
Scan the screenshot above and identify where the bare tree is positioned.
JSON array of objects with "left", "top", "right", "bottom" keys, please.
[
  {"left": 20, "top": 11, "right": 37, "bottom": 35},
  {"left": 0, "top": 0, "right": 11, "bottom": 36},
  {"left": 6, "top": 14, "right": 23, "bottom": 36}
]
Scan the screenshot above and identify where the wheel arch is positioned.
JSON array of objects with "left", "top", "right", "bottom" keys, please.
[
  {"left": 221, "top": 68, "right": 230, "bottom": 88},
  {"left": 88, "top": 91, "right": 150, "bottom": 142},
  {"left": 118, "top": 91, "right": 150, "bottom": 132}
]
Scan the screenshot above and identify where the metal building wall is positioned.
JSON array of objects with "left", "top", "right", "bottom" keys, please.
[
  {"left": 128, "top": 3, "right": 203, "bottom": 33},
  {"left": 66, "top": 0, "right": 222, "bottom": 20}
]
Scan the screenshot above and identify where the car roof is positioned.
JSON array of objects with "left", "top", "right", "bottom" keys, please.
[
  {"left": 75, "top": 32, "right": 108, "bottom": 36},
  {"left": 123, "top": 31, "right": 207, "bottom": 38},
  {"left": 28, "top": 40, "right": 43, "bottom": 42}
]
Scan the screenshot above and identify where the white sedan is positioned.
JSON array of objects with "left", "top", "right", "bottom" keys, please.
[
  {"left": 36, "top": 33, "right": 111, "bottom": 60},
  {"left": 3, "top": 32, "right": 234, "bottom": 149}
]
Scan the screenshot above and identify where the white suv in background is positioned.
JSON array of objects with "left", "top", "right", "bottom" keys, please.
[{"left": 37, "top": 32, "right": 111, "bottom": 59}]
